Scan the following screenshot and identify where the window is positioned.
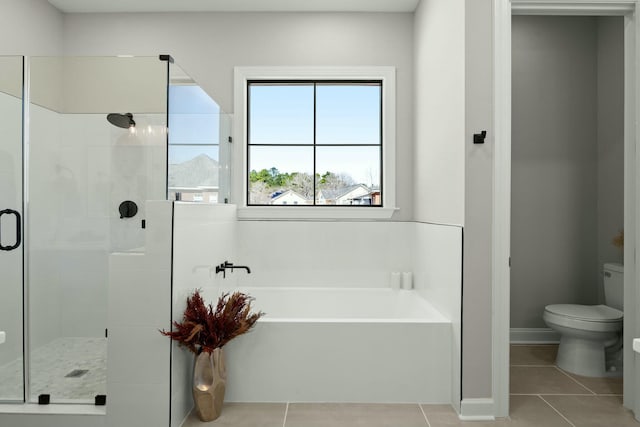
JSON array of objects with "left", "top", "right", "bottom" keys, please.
[
  {"left": 167, "top": 85, "right": 226, "bottom": 203},
  {"left": 234, "top": 67, "right": 396, "bottom": 219},
  {"left": 247, "top": 81, "right": 382, "bottom": 207}
]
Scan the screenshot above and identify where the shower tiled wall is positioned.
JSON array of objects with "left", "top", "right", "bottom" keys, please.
[
  {"left": 235, "top": 221, "right": 414, "bottom": 288},
  {"left": 171, "top": 203, "right": 237, "bottom": 427},
  {"left": 107, "top": 200, "right": 173, "bottom": 427}
]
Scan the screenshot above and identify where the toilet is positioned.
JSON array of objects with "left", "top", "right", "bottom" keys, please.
[{"left": 542, "top": 263, "right": 624, "bottom": 377}]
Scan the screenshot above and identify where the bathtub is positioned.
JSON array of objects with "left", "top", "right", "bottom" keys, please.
[{"left": 210, "top": 287, "right": 453, "bottom": 403}]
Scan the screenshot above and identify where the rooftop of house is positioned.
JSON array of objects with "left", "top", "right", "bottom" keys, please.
[
  {"left": 168, "top": 154, "right": 219, "bottom": 188},
  {"left": 318, "top": 184, "right": 373, "bottom": 201},
  {"left": 271, "top": 189, "right": 307, "bottom": 202}
]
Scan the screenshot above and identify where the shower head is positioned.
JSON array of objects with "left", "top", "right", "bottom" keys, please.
[{"left": 107, "top": 112, "right": 136, "bottom": 129}]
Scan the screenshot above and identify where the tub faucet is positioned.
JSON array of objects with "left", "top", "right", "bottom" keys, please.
[{"left": 215, "top": 261, "right": 251, "bottom": 278}]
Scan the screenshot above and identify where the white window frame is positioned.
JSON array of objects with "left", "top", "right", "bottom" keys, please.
[{"left": 233, "top": 66, "right": 397, "bottom": 219}]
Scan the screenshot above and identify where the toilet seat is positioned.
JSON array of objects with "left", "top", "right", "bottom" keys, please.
[
  {"left": 543, "top": 304, "right": 622, "bottom": 333},
  {"left": 545, "top": 304, "right": 623, "bottom": 321}
]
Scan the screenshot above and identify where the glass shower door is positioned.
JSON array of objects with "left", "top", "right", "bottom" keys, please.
[
  {"left": 27, "top": 56, "right": 168, "bottom": 404},
  {"left": 0, "top": 56, "right": 24, "bottom": 402}
]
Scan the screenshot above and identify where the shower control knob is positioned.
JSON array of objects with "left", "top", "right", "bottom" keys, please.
[{"left": 119, "top": 200, "right": 138, "bottom": 219}]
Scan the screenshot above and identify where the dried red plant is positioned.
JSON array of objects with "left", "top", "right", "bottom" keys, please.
[{"left": 161, "top": 290, "right": 264, "bottom": 354}]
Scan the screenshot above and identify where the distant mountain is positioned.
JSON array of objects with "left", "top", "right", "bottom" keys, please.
[{"left": 168, "top": 154, "right": 219, "bottom": 188}]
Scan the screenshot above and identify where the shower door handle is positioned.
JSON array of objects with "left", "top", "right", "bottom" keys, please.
[{"left": 0, "top": 209, "right": 21, "bottom": 251}]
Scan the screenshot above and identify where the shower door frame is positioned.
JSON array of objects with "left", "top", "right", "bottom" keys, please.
[
  {"left": 21, "top": 55, "right": 32, "bottom": 404},
  {"left": 0, "top": 56, "right": 26, "bottom": 403},
  {"left": 492, "top": 0, "right": 639, "bottom": 419}
]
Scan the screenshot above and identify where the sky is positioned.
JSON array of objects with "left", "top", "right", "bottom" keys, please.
[
  {"left": 168, "top": 85, "right": 222, "bottom": 164},
  {"left": 248, "top": 83, "right": 381, "bottom": 186},
  {"left": 167, "top": 83, "right": 382, "bottom": 187}
]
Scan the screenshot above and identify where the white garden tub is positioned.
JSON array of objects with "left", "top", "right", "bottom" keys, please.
[{"left": 208, "top": 287, "right": 453, "bottom": 403}]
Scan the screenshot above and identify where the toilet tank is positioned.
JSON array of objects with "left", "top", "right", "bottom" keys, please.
[{"left": 604, "top": 263, "right": 624, "bottom": 310}]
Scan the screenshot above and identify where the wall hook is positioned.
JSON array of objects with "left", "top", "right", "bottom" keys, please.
[{"left": 473, "top": 130, "right": 487, "bottom": 144}]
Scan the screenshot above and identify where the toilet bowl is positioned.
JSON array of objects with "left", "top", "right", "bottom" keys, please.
[
  {"left": 543, "top": 304, "right": 622, "bottom": 377},
  {"left": 542, "top": 263, "right": 624, "bottom": 377}
]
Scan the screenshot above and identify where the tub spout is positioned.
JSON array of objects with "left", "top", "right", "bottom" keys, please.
[
  {"left": 235, "top": 266, "right": 251, "bottom": 274},
  {"left": 215, "top": 261, "right": 251, "bottom": 278}
]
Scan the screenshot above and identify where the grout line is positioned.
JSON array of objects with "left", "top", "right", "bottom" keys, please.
[
  {"left": 538, "top": 395, "right": 577, "bottom": 427},
  {"left": 511, "top": 344, "right": 558, "bottom": 346},
  {"left": 510, "top": 393, "right": 594, "bottom": 396},
  {"left": 418, "top": 403, "right": 432, "bottom": 427},
  {"left": 511, "top": 364, "right": 559, "bottom": 367},
  {"left": 554, "top": 367, "right": 597, "bottom": 395},
  {"left": 282, "top": 402, "right": 289, "bottom": 427}
]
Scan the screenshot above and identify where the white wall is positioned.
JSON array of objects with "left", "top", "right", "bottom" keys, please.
[
  {"left": 0, "top": 0, "right": 63, "bottom": 55},
  {"left": 511, "top": 16, "right": 623, "bottom": 330},
  {"left": 414, "top": 0, "right": 492, "bottom": 404},
  {"left": 462, "top": 0, "right": 493, "bottom": 400},
  {"left": 413, "top": 0, "right": 465, "bottom": 226},
  {"left": 597, "top": 17, "right": 625, "bottom": 299},
  {"left": 171, "top": 203, "right": 237, "bottom": 427},
  {"left": 0, "top": 56, "right": 23, "bottom": 98},
  {"left": 413, "top": 222, "right": 462, "bottom": 410},
  {"left": 61, "top": 12, "right": 415, "bottom": 220},
  {"left": 30, "top": 56, "right": 167, "bottom": 114},
  {"left": 107, "top": 201, "right": 173, "bottom": 427},
  {"left": 511, "top": 16, "right": 599, "bottom": 328},
  {"left": 236, "top": 221, "right": 413, "bottom": 288}
]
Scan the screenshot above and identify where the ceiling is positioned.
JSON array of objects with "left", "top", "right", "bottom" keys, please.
[{"left": 47, "top": 0, "right": 420, "bottom": 13}]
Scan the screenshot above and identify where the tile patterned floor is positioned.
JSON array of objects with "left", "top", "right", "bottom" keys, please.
[
  {"left": 181, "top": 344, "right": 640, "bottom": 427},
  {"left": 0, "top": 337, "right": 106, "bottom": 402}
]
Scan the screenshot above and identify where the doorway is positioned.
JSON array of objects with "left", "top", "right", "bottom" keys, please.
[
  {"left": 492, "top": 0, "right": 639, "bottom": 419},
  {"left": 510, "top": 12, "right": 626, "bottom": 418}
]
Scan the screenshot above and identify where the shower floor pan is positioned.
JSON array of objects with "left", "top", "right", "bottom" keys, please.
[{"left": 0, "top": 337, "right": 106, "bottom": 402}]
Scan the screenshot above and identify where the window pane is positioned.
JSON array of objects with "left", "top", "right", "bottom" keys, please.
[
  {"left": 249, "top": 84, "right": 314, "bottom": 145},
  {"left": 316, "top": 146, "right": 381, "bottom": 206},
  {"left": 248, "top": 146, "right": 314, "bottom": 205},
  {"left": 168, "top": 145, "right": 220, "bottom": 202},
  {"left": 316, "top": 84, "right": 381, "bottom": 145},
  {"left": 169, "top": 85, "right": 220, "bottom": 115},
  {"left": 169, "top": 114, "right": 220, "bottom": 144},
  {"left": 169, "top": 85, "right": 221, "bottom": 145}
]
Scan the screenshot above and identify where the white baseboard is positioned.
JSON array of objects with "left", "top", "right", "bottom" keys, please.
[
  {"left": 459, "top": 398, "right": 495, "bottom": 420},
  {"left": 510, "top": 328, "right": 560, "bottom": 344}
]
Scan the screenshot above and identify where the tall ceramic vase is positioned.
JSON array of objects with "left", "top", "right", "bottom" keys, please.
[{"left": 193, "top": 347, "right": 226, "bottom": 421}]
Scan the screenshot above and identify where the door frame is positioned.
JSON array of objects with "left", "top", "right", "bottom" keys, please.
[{"left": 492, "top": 0, "right": 638, "bottom": 417}]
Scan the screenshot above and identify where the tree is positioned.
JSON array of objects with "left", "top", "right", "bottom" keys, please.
[
  {"left": 248, "top": 180, "right": 272, "bottom": 204},
  {"left": 317, "top": 171, "right": 356, "bottom": 191},
  {"left": 249, "top": 167, "right": 359, "bottom": 202},
  {"left": 250, "top": 168, "right": 292, "bottom": 187},
  {"left": 249, "top": 169, "right": 272, "bottom": 184},
  {"left": 289, "top": 172, "right": 314, "bottom": 199}
]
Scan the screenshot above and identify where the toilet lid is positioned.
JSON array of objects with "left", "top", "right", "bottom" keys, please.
[{"left": 545, "top": 304, "right": 623, "bottom": 322}]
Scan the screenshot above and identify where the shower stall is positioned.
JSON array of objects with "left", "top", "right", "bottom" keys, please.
[{"left": 0, "top": 55, "right": 230, "bottom": 407}]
